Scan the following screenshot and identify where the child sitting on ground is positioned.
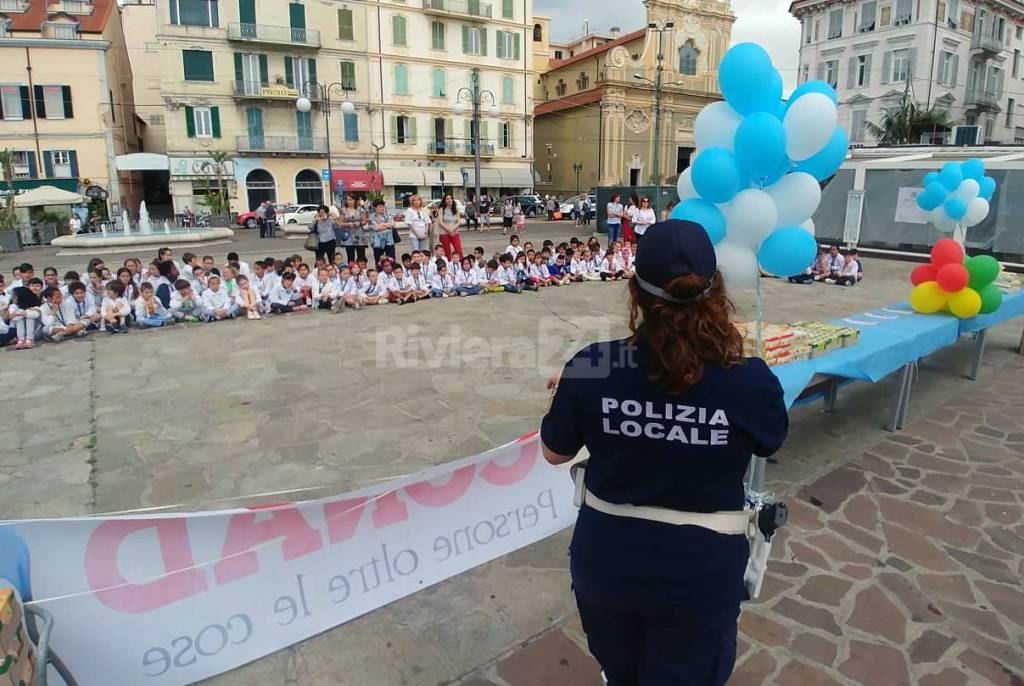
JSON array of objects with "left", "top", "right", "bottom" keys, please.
[
  {"left": 9, "top": 280, "right": 43, "bottom": 349},
  {"left": 202, "top": 274, "right": 237, "bottom": 320},
  {"left": 408, "top": 263, "right": 432, "bottom": 302},
  {"left": 170, "top": 280, "right": 207, "bottom": 322},
  {"left": 360, "top": 269, "right": 386, "bottom": 306},
  {"left": 388, "top": 265, "right": 417, "bottom": 305},
  {"left": 453, "top": 257, "right": 482, "bottom": 296},
  {"left": 134, "top": 282, "right": 174, "bottom": 327},
  {"left": 41, "top": 287, "right": 86, "bottom": 341},
  {"left": 235, "top": 274, "right": 263, "bottom": 319},
  {"left": 431, "top": 262, "right": 456, "bottom": 298},
  {"left": 269, "top": 272, "right": 307, "bottom": 313},
  {"left": 101, "top": 281, "right": 131, "bottom": 333},
  {"left": 480, "top": 260, "right": 504, "bottom": 293},
  {"left": 600, "top": 250, "right": 625, "bottom": 281}
]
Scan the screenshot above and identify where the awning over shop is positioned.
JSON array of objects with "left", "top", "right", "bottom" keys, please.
[
  {"left": 115, "top": 153, "right": 169, "bottom": 172},
  {"left": 0, "top": 178, "right": 79, "bottom": 195},
  {"left": 14, "top": 185, "right": 86, "bottom": 207},
  {"left": 331, "top": 169, "right": 383, "bottom": 193},
  {"left": 462, "top": 168, "right": 503, "bottom": 187},
  {"left": 500, "top": 168, "right": 535, "bottom": 190},
  {"left": 382, "top": 168, "right": 425, "bottom": 186}
]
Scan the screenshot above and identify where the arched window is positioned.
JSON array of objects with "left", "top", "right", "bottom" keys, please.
[
  {"left": 578, "top": 72, "right": 590, "bottom": 89},
  {"left": 556, "top": 79, "right": 567, "bottom": 96},
  {"left": 533, "top": 23, "right": 543, "bottom": 42},
  {"left": 679, "top": 40, "right": 698, "bottom": 76},
  {"left": 245, "top": 169, "right": 276, "bottom": 210},
  {"left": 295, "top": 169, "right": 323, "bottom": 205},
  {"left": 392, "top": 14, "right": 407, "bottom": 46},
  {"left": 394, "top": 63, "right": 409, "bottom": 95}
]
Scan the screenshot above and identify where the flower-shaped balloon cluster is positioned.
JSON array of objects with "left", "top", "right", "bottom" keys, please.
[
  {"left": 915, "top": 158, "right": 995, "bottom": 232},
  {"left": 910, "top": 238, "right": 1003, "bottom": 319},
  {"left": 672, "top": 43, "right": 849, "bottom": 288}
]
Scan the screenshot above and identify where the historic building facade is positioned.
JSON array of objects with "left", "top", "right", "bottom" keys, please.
[{"left": 533, "top": 0, "right": 734, "bottom": 197}]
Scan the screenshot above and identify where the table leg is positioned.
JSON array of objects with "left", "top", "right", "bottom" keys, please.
[
  {"left": 898, "top": 363, "right": 915, "bottom": 430},
  {"left": 968, "top": 329, "right": 987, "bottom": 381},
  {"left": 823, "top": 377, "right": 839, "bottom": 413},
  {"left": 887, "top": 363, "right": 912, "bottom": 432},
  {"left": 1018, "top": 324, "right": 1024, "bottom": 355}
]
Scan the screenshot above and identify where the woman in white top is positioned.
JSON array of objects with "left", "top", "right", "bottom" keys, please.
[
  {"left": 404, "top": 194, "right": 432, "bottom": 252},
  {"left": 632, "top": 196, "right": 657, "bottom": 240}
]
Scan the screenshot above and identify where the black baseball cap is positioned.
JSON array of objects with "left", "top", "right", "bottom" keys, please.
[{"left": 634, "top": 220, "right": 717, "bottom": 303}]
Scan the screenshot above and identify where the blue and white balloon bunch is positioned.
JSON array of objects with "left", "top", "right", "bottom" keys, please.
[
  {"left": 915, "top": 158, "right": 995, "bottom": 233},
  {"left": 672, "top": 43, "right": 849, "bottom": 288}
]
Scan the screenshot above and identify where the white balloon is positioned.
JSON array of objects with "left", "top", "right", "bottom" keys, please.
[
  {"left": 930, "top": 207, "right": 957, "bottom": 233},
  {"left": 783, "top": 93, "right": 837, "bottom": 161},
  {"left": 694, "top": 101, "right": 742, "bottom": 152},
  {"left": 766, "top": 172, "right": 821, "bottom": 226},
  {"left": 955, "top": 178, "right": 980, "bottom": 202},
  {"left": 724, "top": 189, "right": 778, "bottom": 249},
  {"left": 715, "top": 241, "right": 759, "bottom": 289},
  {"left": 800, "top": 218, "right": 815, "bottom": 235},
  {"left": 677, "top": 167, "right": 697, "bottom": 201},
  {"left": 964, "top": 197, "right": 990, "bottom": 226}
]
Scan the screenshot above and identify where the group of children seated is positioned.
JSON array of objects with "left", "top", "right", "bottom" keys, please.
[
  {"left": 788, "top": 245, "right": 864, "bottom": 287},
  {"left": 0, "top": 236, "right": 638, "bottom": 350}
]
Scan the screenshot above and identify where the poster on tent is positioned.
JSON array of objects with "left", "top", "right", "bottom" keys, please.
[
  {"left": 2, "top": 434, "right": 576, "bottom": 686},
  {"left": 895, "top": 187, "right": 931, "bottom": 224}
]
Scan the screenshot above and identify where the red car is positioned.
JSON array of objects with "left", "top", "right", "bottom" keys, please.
[{"left": 236, "top": 206, "right": 283, "bottom": 229}]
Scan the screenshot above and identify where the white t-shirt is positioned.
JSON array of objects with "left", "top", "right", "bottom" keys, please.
[
  {"left": 405, "top": 208, "right": 431, "bottom": 239},
  {"left": 633, "top": 208, "right": 657, "bottom": 235}
]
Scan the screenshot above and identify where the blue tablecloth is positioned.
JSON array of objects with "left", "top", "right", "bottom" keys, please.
[
  {"left": 958, "top": 290, "right": 1024, "bottom": 334},
  {"left": 771, "top": 304, "right": 961, "bottom": 408}
]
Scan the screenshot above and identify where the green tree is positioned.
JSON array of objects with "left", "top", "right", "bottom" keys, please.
[
  {"left": 865, "top": 103, "right": 955, "bottom": 145},
  {"left": 199, "top": 151, "right": 232, "bottom": 218},
  {"left": 0, "top": 148, "right": 15, "bottom": 230}
]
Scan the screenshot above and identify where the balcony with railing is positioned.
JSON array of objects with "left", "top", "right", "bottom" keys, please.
[
  {"left": 56, "top": 0, "right": 93, "bottom": 14},
  {"left": 426, "top": 138, "right": 495, "bottom": 157},
  {"left": 0, "top": 0, "right": 27, "bottom": 11},
  {"left": 971, "top": 31, "right": 1003, "bottom": 55},
  {"left": 227, "top": 22, "right": 321, "bottom": 48},
  {"left": 965, "top": 87, "right": 1001, "bottom": 110},
  {"left": 421, "top": 0, "right": 492, "bottom": 21},
  {"left": 236, "top": 135, "right": 328, "bottom": 155},
  {"left": 231, "top": 81, "right": 318, "bottom": 100}
]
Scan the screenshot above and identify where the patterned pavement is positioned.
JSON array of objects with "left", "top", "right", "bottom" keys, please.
[{"left": 457, "top": 353, "right": 1024, "bottom": 686}]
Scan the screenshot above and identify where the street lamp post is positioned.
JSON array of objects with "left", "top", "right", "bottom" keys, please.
[
  {"left": 296, "top": 82, "right": 355, "bottom": 205},
  {"left": 634, "top": 21, "right": 674, "bottom": 187},
  {"left": 573, "top": 162, "right": 583, "bottom": 195},
  {"left": 454, "top": 68, "right": 498, "bottom": 206}
]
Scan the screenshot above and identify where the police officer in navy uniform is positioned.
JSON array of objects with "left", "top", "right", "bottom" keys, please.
[{"left": 541, "top": 220, "right": 789, "bottom": 685}]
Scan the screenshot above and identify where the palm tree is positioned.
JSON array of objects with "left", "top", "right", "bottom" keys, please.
[
  {"left": 865, "top": 102, "right": 956, "bottom": 144},
  {"left": 0, "top": 148, "right": 15, "bottom": 230}
]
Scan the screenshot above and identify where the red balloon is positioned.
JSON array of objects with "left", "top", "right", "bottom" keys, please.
[
  {"left": 910, "top": 264, "right": 937, "bottom": 286},
  {"left": 931, "top": 239, "right": 964, "bottom": 267},
  {"left": 936, "top": 263, "right": 969, "bottom": 292}
]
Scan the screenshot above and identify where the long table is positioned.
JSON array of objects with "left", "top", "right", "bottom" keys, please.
[{"left": 768, "top": 290, "right": 1024, "bottom": 431}]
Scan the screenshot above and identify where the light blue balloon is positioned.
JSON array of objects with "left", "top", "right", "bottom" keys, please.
[
  {"left": 719, "top": 43, "right": 779, "bottom": 115},
  {"left": 758, "top": 226, "right": 819, "bottom": 277},
  {"left": 916, "top": 187, "right": 942, "bottom": 211},
  {"left": 734, "top": 112, "right": 787, "bottom": 183},
  {"left": 979, "top": 175, "right": 996, "bottom": 200},
  {"left": 671, "top": 199, "right": 727, "bottom": 244},
  {"left": 785, "top": 80, "right": 839, "bottom": 109},
  {"left": 691, "top": 147, "right": 742, "bottom": 204},
  {"left": 793, "top": 128, "right": 849, "bottom": 181},
  {"left": 944, "top": 196, "right": 967, "bottom": 220},
  {"left": 763, "top": 155, "right": 793, "bottom": 187},
  {"left": 961, "top": 158, "right": 985, "bottom": 181},
  {"left": 938, "top": 162, "right": 963, "bottom": 191},
  {"left": 924, "top": 181, "right": 948, "bottom": 204},
  {"left": 923, "top": 171, "right": 941, "bottom": 187}
]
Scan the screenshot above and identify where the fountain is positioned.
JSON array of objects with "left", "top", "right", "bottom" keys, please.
[
  {"left": 121, "top": 210, "right": 131, "bottom": 236},
  {"left": 139, "top": 201, "right": 153, "bottom": 235},
  {"left": 164, "top": 219, "right": 171, "bottom": 235}
]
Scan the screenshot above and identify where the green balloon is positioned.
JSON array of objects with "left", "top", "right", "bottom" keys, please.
[
  {"left": 965, "top": 255, "right": 1000, "bottom": 290},
  {"left": 978, "top": 283, "right": 1004, "bottom": 314}
]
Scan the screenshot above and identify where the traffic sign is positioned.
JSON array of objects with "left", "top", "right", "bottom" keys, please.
[{"left": 322, "top": 169, "right": 330, "bottom": 182}]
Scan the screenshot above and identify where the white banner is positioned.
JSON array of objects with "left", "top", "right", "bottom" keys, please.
[
  {"left": 894, "top": 187, "right": 931, "bottom": 224},
  {"left": 2, "top": 433, "right": 575, "bottom": 686}
]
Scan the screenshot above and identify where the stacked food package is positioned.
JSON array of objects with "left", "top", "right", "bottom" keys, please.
[
  {"left": 994, "top": 271, "right": 1024, "bottom": 293},
  {"left": 0, "top": 588, "right": 37, "bottom": 686},
  {"left": 736, "top": 321, "right": 860, "bottom": 366}
]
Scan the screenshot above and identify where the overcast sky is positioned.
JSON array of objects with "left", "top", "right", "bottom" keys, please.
[{"left": 536, "top": 0, "right": 801, "bottom": 92}]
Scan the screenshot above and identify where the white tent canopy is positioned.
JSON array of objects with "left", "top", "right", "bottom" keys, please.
[{"left": 13, "top": 185, "right": 86, "bottom": 207}]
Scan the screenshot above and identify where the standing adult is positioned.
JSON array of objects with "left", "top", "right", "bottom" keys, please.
[
  {"left": 623, "top": 193, "right": 639, "bottom": 243},
  {"left": 309, "top": 205, "right": 340, "bottom": 264},
  {"left": 480, "top": 193, "right": 491, "bottom": 230},
  {"left": 546, "top": 195, "right": 557, "bottom": 221},
  {"left": 605, "top": 193, "right": 625, "bottom": 244},
  {"left": 256, "top": 201, "right": 268, "bottom": 238},
  {"left": 265, "top": 201, "right": 279, "bottom": 238},
  {"left": 437, "top": 194, "right": 463, "bottom": 259},
  {"left": 631, "top": 196, "right": 657, "bottom": 241},
  {"left": 501, "top": 197, "right": 516, "bottom": 235},
  {"left": 368, "top": 198, "right": 397, "bottom": 265},
  {"left": 69, "top": 213, "right": 82, "bottom": 235},
  {"left": 404, "top": 195, "right": 432, "bottom": 252},
  {"left": 541, "top": 221, "right": 788, "bottom": 686},
  {"left": 338, "top": 194, "right": 367, "bottom": 263}
]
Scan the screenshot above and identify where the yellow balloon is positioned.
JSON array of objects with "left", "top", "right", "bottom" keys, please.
[
  {"left": 947, "top": 287, "right": 982, "bottom": 319},
  {"left": 910, "top": 282, "right": 948, "bottom": 314}
]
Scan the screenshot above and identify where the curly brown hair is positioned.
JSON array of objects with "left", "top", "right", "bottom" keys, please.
[{"left": 627, "top": 272, "right": 743, "bottom": 394}]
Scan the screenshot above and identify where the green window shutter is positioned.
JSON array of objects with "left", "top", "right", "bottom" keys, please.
[
  {"left": 480, "top": 120, "right": 489, "bottom": 144},
  {"left": 185, "top": 105, "right": 196, "bottom": 138},
  {"left": 496, "top": 31, "right": 505, "bottom": 58},
  {"left": 183, "top": 50, "right": 214, "bottom": 81},
  {"left": 289, "top": 2, "right": 306, "bottom": 29},
  {"left": 338, "top": 8, "right": 353, "bottom": 40},
  {"left": 502, "top": 0, "right": 513, "bottom": 18},
  {"left": 502, "top": 76, "right": 513, "bottom": 103},
  {"left": 464, "top": 119, "right": 472, "bottom": 143},
  {"left": 408, "top": 115, "right": 417, "bottom": 142},
  {"left": 462, "top": 26, "right": 470, "bottom": 53},
  {"left": 480, "top": 28, "right": 488, "bottom": 56},
  {"left": 395, "top": 65, "right": 408, "bottom": 94},
  {"left": 393, "top": 16, "right": 406, "bottom": 45},
  {"left": 211, "top": 106, "right": 221, "bottom": 138},
  {"left": 343, "top": 112, "right": 359, "bottom": 142},
  {"left": 389, "top": 114, "right": 398, "bottom": 144},
  {"left": 432, "top": 68, "right": 445, "bottom": 96},
  {"left": 341, "top": 61, "right": 356, "bottom": 90},
  {"left": 514, "top": 33, "right": 520, "bottom": 60},
  {"left": 33, "top": 85, "right": 46, "bottom": 119},
  {"left": 238, "top": 0, "right": 256, "bottom": 24},
  {"left": 285, "top": 56, "right": 295, "bottom": 87},
  {"left": 308, "top": 58, "right": 317, "bottom": 85},
  {"left": 508, "top": 121, "right": 515, "bottom": 148},
  {"left": 234, "top": 53, "right": 243, "bottom": 82},
  {"left": 61, "top": 86, "right": 73, "bottom": 118},
  {"left": 259, "top": 55, "right": 269, "bottom": 85},
  {"left": 445, "top": 118, "right": 454, "bottom": 139}
]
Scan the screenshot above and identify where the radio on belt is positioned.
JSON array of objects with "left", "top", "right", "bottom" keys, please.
[{"left": 757, "top": 501, "right": 788, "bottom": 542}]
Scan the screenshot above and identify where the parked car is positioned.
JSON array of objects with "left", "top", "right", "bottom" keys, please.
[
  {"left": 559, "top": 194, "right": 596, "bottom": 219},
  {"left": 236, "top": 205, "right": 283, "bottom": 229},
  {"left": 425, "top": 198, "right": 467, "bottom": 215},
  {"left": 282, "top": 204, "right": 319, "bottom": 225},
  {"left": 499, "top": 195, "right": 543, "bottom": 217}
]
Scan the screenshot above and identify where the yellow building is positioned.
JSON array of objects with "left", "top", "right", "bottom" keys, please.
[
  {"left": 0, "top": 0, "right": 140, "bottom": 217},
  {"left": 534, "top": 0, "right": 734, "bottom": 197}
]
